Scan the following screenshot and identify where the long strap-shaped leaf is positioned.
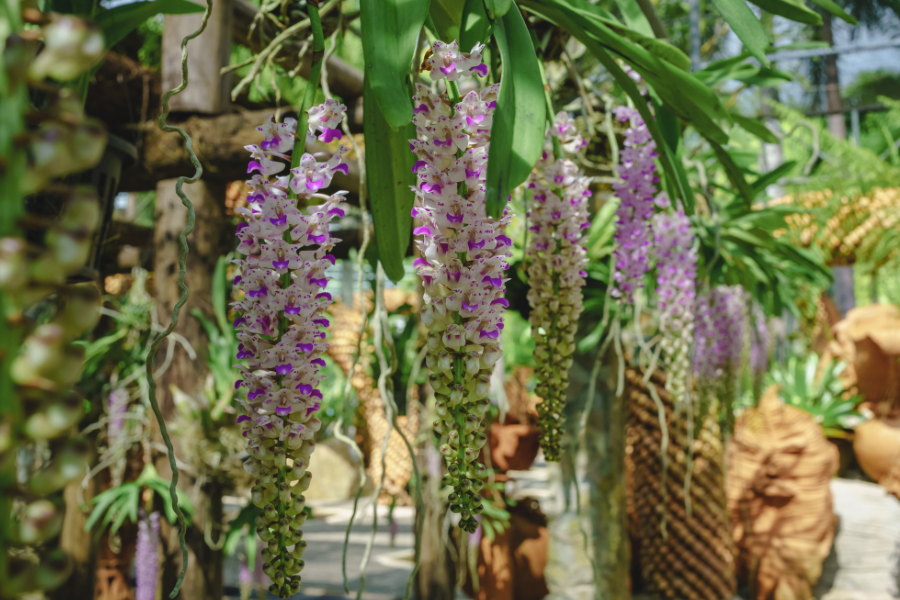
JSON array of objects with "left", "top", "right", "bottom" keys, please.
[
  {"left": 484, "top": 3, "right": 545, "bottom": 218},
  {"left": 520, "top": 1, "right": 693, "bottom": 212},
  {"left": 707, "top": 0, "right": 771, "bottom": 66},
  {"left": 521, "top": 0, "right": 731, "bottom": 144},
  {"left": 360, "top": 0, "right": 429, "bottom": 129},
  {"left": 363, "top": 74, "right": 417, "bottom": 283}
]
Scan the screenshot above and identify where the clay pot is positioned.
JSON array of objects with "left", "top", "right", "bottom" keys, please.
[
  {"left": 853, "top": 418, "right": 900, "bottom": 482},
  {"left": 462, "top": 497, "right": 550, "bottom": 600},
  {"left": 827, "top": 304, "right": 900, "bottom": 414},
  {"left": 489, "top": 423, "right": 540, "bottom": 472}
]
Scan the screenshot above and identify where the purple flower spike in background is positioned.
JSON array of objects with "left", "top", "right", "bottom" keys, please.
[
  {"left": 231, "top": 101, "right": 348, "bottom": 597},
  {"left": 107, "top": 387, "right": 129, "bottom": 443},
  {"left": 694, "top": 284, "right": 746, "bottom": 431},
  {"left": 411, "top": 40, "right": 506, "bottom": 535},
  {"left": 652, "top": 198, "right": 698, "bottom": 407},
  {"left": 612, "top": 106, "right": 658, "bottom": 304},
  {"left": 136, "top": 512, "right": 160, "bottom": 600}
]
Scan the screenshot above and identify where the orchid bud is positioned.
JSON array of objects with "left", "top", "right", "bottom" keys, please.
[
  {"left": 12, "top": 499, "right": 63, "bottom": 546},
  {"left": 29, "top": 15, "right": 104, "bottom": 82},
  {"left": 34, "top": 549, "right": 73, "bottom": 591},
  {"left": 0, "top": 237, "right": 28, "bottom": 292},
  {"left": 24, "top": 391, "right": 83, "bottom": 439}
]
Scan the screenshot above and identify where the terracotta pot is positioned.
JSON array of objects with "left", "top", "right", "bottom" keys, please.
[
  {"left": 462, "top": 498, "right": 550, "bottom": 600},
  {"left": 489, "top": 423, "right": 540, "bottom": 472},
  {"left": 853, "top": 418, "right": 900, "bottom": 482}
]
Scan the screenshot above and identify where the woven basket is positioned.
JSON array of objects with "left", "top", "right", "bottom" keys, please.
[{"left": 625, "top": 368, "right": 736, "bottom": 600}]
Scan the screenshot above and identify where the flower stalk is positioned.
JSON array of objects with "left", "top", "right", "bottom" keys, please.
[
  {"left": 652, "top": 198, "right": 698, "bottom": 407},
  {"left": 526, "top": 112, "right": 591, "bottom": 462},
  {"left": 233, "top": 101, "right": 348, "bottom": 597},
  {"left": 612, "top": 106, "right": 658, "bottom": 304},
  {"left": 410, "top": 41, "right": 508, "bottom": 533}
]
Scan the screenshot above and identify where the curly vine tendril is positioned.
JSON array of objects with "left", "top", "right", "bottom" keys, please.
[{"left": 147, "top": 0, "right": 213, "bottom": 596}]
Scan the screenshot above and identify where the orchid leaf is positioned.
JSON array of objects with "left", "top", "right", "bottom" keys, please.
[
  {"left": 484, "top": 3, "right": 545, "bottom": 218},
  {"left": 360, "top": 0, "right": 430, "bottom": 129},
  {"left": 708, "top": 0, "right": 770, "bottom": 66},
  {"left": 364, "top": 75, "right": 417, "bottom": 283}
]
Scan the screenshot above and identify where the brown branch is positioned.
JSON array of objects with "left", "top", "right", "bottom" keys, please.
[
  {"left": 231, "top": 0, "right": 363, "bottom": 99},
  {"left": 120, "top": 108, "right": 360, "bottom": 194}
]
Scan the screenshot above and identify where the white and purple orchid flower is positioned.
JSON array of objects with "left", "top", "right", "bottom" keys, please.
[
  {"left": 653, "top": 196, "right": 698, "bottom": 406},
  {"left": 411, "top": 40, "right": 508, "bottom": 535},
  {"left": 232, "top": 104, "right": 348, "bottom": 598}
]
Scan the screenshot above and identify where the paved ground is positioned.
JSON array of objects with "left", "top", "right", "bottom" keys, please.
[
  {"left": 224, "top": 499, "right": 421, "bottom": 600},
  {"left": 223, "top": 456, "right": 554, "bottom": 600}
]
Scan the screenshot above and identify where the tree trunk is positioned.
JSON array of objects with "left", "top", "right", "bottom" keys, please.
[
  {"left": 821, "top": 13, "right": 846, "bottom": 139},
  {"left": 153, "top": 178, "right": 231, "bottom": 600},
  {"left": 584, "top": 351, "right": 630, "bottom": 599},
  {"left": 415, "top": 444, "right": 456, "bottom": 600}
]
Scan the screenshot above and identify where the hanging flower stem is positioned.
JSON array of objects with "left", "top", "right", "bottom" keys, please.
[
  {"left": 527, "top": 112, "right": 590, "bottom": 461},
  {"left": 144, "top": 0, "right": 214, "bottom": 596},
  {"left": 411, "top": 40, "right": 508, "bottom": 533}
]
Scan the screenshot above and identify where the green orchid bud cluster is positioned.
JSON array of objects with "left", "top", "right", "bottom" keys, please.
[
  {"left": 1, "top": 7, "right": 106, "bottom": 597},
  {"left": 526, "top": 112, "right": 591, "bottom": 462}
]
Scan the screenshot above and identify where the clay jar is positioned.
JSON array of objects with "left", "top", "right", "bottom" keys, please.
[{"left": 853, "top": 414, "right": 900, "bottom": 482}]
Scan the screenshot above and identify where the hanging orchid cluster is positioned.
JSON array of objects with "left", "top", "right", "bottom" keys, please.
[
  {"left": 694, "top": 285, "right": 746, "bottom": 428},
  {"left": 652, "top": 196, "right": 698, "bottom": 406},
  {"left": 611, "top": 106, "right": 658, "bottom": 304},
  {"left": 526, "top": 111, "right": 591, "bottom": 462},
  {"left": 232, "top": 101, "right": 348, "bottom": 597},
  {"left": 410, "top": 40, "right": 510, "bottom": 534}
]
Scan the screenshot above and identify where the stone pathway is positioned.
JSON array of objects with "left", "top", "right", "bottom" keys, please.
[
  {"left": 224, "top": 499, "right": 417, "bottom": 600},
  {"left": 224, "top": 458, "right": 555, "bottom": 599}
]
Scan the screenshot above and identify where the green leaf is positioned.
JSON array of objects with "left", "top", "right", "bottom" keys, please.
[
  {"left": 709, "top": 140, "right": 754, "bottom": 207},
  {"left": 522, "top": 0, "right": 730, "bottom": 143},
  {"left": 363, "top": 74, "right": 417, "bottom": 283},
  {"left": 94, "top": 0, "right": 205, "bottom": 50},
  {"left": 745, "top": 0, "right": 822, "bottom": 25},
  {"left": 461, "top": 0, "right": 492, "bottom": 49},
  {"left": 611, "top": 0, "right": 653, "bottom": 37},
  {"left": 731, "top": 113, "right": 778, "bottom": 144},
  {"left": 431, "top": 0, "right": 465, "bottom": 41},
  {"left": 485, "top": 0, "right": 513, "bottom": 18},
  {"left": 484, "top": 4, "right": 545, "bottom": 218},
  {"left": 211, "top": 256, "right": 231, "bottom": 335},
  {"left": 766, "top": 41, "right": 829, "bottom": 51},
  {"left": 360, "top": 0, "right": 430, "bottom": 129},
  {"left": 708, "top": 0, "right": 770, "bottom": 66},
  {"left": 85, "top": 487, "right": 125, "bottom": 532},
  {"left": 734, "top": 66, "right": 793, "bottom": 87},
  {"left": 806, "top": 0, "right": 857, "bottom": 24},
  {"left": 750, "top": 160, "right": 796, "bottom": 196}
]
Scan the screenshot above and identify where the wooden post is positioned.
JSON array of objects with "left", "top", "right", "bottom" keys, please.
[
  {"left": 162, "top": 0, "right": 232, "bottom": 114},
  {"left": 156, "top": 4, "right": 233, "bottom": 596},
  {"left": 415, "top": 444, "right": 456, "bottom": 600},
  {"left": 582, "top": 347, "right": 630, "bottom": 599}
]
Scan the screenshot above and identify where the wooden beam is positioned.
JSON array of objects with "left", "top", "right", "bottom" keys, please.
[
  {"left": 120, "top": 108, "right": 361, "bottom": 195},
  {"left": 162, "top": 0, "right": 233, "bottom": 113},
  {"left": 101, "top": 221, "right": 380, "bottom": 274}
]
